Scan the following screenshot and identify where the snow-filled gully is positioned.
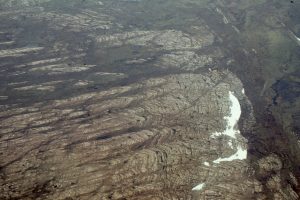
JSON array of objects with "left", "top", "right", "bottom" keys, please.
[{"left": 192, "top": 90, "right": 247, "bottom": 191}]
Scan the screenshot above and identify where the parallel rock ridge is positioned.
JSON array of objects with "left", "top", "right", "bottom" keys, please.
[
  {"left": 0, "top": 0, "right": 299, "bottom": 200},
  {"left": 1, "top": 71, "right": 256, "bottom": 200}
]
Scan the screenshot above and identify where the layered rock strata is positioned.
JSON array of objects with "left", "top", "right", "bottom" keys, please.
[{"left": 1, "top": 71, "right": 259, "bottom": 200}]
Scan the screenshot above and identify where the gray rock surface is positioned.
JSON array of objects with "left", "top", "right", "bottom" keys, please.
[
  {"left": 1, "top": 71, "right": 256, "bottom": 200},
  {"left": 0, "top": 0, "right": 300, "bottom": 199}
]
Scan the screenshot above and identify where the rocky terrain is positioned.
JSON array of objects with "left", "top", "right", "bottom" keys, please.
[{"left": 0, "top": 0, "right": 300, "bottom": 199}]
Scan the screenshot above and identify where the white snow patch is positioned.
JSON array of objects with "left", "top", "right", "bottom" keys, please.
[
  {"left": 192, "top": 183, "right": 205, "bottom": 191},
  {"left": 212, "top": 91, "right": 241, "bottom": 139},
  {"left": 228, "top": 140, "right": 233, "bottom": 148},
  {"left": 213, "top": 146, "right": 247, "bottom": 164},
  {"left": 289, "top": 30, "right": 300, "bottom": 45},
  {"left": 211, "top": 91, "right": 247, "bottom": 163},
  {"left": 242, "top": 88, "right": 245, "bottom": 94},
  {"left": 203, "top": 162, "right": 210, "bottom": 166}
]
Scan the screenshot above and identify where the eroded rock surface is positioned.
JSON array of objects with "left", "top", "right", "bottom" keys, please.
[
  {"left": 0, "top": 0, "right": 300, "bottom": 199},
  {"left": 1, "top": 71, "right": 257, "bottom": 200}
]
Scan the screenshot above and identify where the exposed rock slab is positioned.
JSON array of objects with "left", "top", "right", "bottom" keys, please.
[{"left": 1, "top": 71, "right": 257, "bottom": 200}]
